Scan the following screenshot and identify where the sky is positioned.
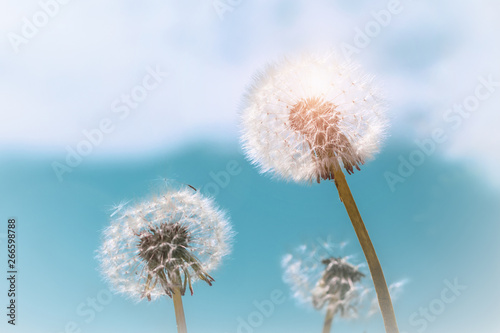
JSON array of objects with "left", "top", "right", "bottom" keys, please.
[{"left": 1, "top": 0, "right": 499, "bottom": 332}]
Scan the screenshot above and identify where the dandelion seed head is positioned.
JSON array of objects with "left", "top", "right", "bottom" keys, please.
[
  {"left": 241, "top": 51, "right": 388, "bottom": 183},
  {"left": 311, "top": 257, "right": 366, "bottom": 318},
  {"left": 97, "top": 187, "right": 233, "bottom": 302},
  {"left": 281, "top": 241, "right": 364, "bottom": 312},
  {"left": 282, "top": 240, "right": 404, "bottom": 320}
]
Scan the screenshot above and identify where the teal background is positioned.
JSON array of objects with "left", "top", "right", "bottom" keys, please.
[
  {"left": 1, "top": 0, "right": 500, "bottom": 332},
  {"left": 1, "top": 138, "right": 499, "bottom": 333}
]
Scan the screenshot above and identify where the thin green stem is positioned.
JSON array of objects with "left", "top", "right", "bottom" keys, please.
[
  {"left": 322, "top": 303, "right": 335, "bottom": 333},
  {"left": 172, "top": 287, "right": 188, "bottom": 333},
  {"left": 330, "top": 158, "right": 399, "bottom": 333}
]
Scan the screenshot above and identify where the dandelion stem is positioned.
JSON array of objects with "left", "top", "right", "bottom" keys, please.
[
  {"left": 172, "top": 287, "right": 188, "bottom": 333},
  {"left": 330, "top": 158, "right": 399, "bottom": 333},
  {"left": 322, "top": 303, "right": 335, "bottom": 333}
]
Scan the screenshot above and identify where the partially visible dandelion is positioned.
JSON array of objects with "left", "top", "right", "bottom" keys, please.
[
  {"left": 96, "top": 185, "right": 233, "bottom": 333},
  {"left": 282, "top": 241, "right": 405, "bottom": 333},
  {"left": 241, "top": 51, "right": 399, "bottom": 333},
  {"left": 312, "top": 258, "right": 365, "bottom": 312}
]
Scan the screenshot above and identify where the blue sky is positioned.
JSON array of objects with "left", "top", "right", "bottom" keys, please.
[
  {"left": 1, "top": 0, "right": 500, "bottom": 332},
  {"left": 1, "top": 141, "right": 499, "bottom": 333}
]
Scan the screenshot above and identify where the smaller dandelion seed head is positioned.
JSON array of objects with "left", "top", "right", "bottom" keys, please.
[
  {"left": 240, "top": 51, "right": 388, "bottom": 183},
  {"left": 311, "top": 257, "right": 366, "bottom": 314},
  {"left": 96, "top": 186, "right": 234, "bottom": 302},
  {"left": 281, "top": 241, "right": 360, "bottom": 309},
  {"left": 319, "top": 257, "right": 365, "bottom": 287},
  {"left": 281, "top": 240, "right": 404, "bottom": 320}
]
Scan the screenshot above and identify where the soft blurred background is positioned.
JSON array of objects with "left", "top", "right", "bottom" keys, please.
[{"left": 1, "top": 0, "right": 499, "bottom": 332}]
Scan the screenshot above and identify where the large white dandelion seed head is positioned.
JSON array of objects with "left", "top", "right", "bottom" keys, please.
[
  {"left": 241, "top": 52, "right": 388, "bottom": 183},
  {"left": 96, "top": 187, "right": 233, "bottom": 302}
]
